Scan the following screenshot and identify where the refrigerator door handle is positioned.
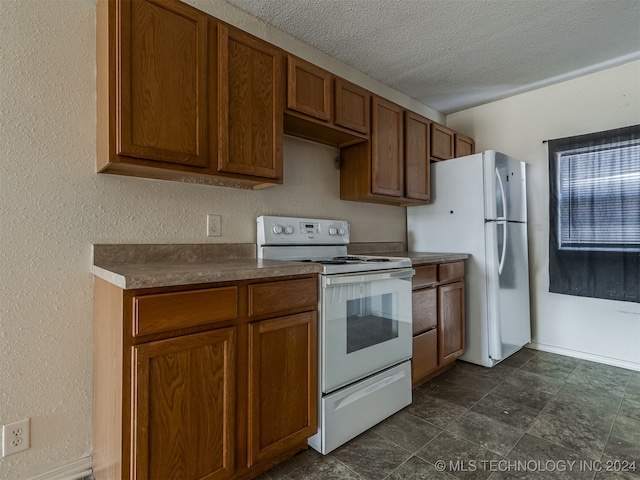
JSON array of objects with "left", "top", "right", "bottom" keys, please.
[
  {"left": 495, "top": 168, "right": 507, "bottom": 220},
  {"left": 498, "top": 220, "right": 507, "bottom": 275}
]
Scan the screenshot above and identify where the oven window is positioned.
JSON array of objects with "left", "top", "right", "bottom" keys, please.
[{"left": 346, "top": 293, "right": 398, "bottom": 353}]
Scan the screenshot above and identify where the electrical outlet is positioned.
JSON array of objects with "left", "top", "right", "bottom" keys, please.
[
  {"left": 207, "top": 214, "right": 221, "bottom": 237},
  {"left": 2, "top": 418, "right": 30, "bottom": 457}
]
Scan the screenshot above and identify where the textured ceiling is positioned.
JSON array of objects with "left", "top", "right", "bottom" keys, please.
[{"left": 225, "top": 0, "right": 640, "bottom": 114}]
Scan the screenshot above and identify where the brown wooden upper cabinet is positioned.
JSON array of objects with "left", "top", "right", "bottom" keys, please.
[
  {"left": 371, "top": 96, "right": 404, "bottom": 197},
  {"left": 100, "top": 0, "right": 210, "bottom": 168},
  {"left": 217, "top": 24, "right": 283, "bottom": 181},
  {"left": 455, "top": 133, "right": 475, "bottom": 158},
  {"left": 334, "top": 78, "right": 370, "bottom": 135},
  {"left": 97, "top": 0, "right": 283, "bottom": 189},
  {"left": 404, "top": 111, "right": 431, "bottom": 202},
  {"left": 284, "top": 55, "right": 369, "bottom": 147},
  {"left": 430, "top": 122, "right": 456, "bottom": 161},
  {"left": 287, "top": 56, "right": 331, "bottom": 121},
  {"left": 340, "top": 98, "right": 432, "bottom": 206}
]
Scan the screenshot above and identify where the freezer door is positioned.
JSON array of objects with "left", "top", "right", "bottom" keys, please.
[
  {"left": 484, "top": 220, "right": 531, "bottom": 361},
  {"left": 484, "top": 151, "right": 527, "bottom": 222}
]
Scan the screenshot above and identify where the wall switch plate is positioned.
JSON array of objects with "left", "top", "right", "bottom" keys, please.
[
  {"left": 207, "top": 214, "right": 222, "bottom": 237},
  {"left": 2, "top": 418, "right": 30, "bottom": 457}
]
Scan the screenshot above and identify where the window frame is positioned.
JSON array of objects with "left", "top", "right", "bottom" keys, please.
[{"left": 548, "top": 124, "right": 640, "bottom": 303}]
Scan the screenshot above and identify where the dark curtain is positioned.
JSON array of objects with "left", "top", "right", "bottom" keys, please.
[{"left": 548, "top": 124, "right": 640, "bottom": 303}]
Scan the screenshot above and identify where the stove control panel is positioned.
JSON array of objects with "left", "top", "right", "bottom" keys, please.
[{"left": 257, "top": 215, "right": 350, "bottom": 246}]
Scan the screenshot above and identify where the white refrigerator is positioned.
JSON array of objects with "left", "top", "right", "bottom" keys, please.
[{"left": 407, "top": 150, "right": 531, "bottom": 367}]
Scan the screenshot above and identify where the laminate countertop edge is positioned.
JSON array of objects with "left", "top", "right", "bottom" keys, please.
[
  {"left": 91, "top": 243, "right": 467, "bottom": 290},
  {"left": 91, "top": 259, "right": 323, "bottom": 290}
]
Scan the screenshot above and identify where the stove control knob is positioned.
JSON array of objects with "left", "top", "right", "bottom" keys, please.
[
  {"left": 284, "top": 225, "right": 294, "bottom": 234},
  {"left": 273, "top": 225, "right": 283, "bottom": 234},
  {"left": 328, "top": 227, "right": 338, "bottom": 236},
  {"left": 338, "top": 227, "right": 346, "bottom": 236}
]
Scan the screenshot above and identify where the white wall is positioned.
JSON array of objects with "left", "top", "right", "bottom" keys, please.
[
  {"left": 0, "top": 1, "right": 420, "bottom": 478},
  {"left": 447, "top": 60, "right": 640, "bottom": 370}
]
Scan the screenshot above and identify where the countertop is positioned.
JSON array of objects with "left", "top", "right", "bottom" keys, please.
[
  {"left": 92, "top": 243, "right": 322, "bottom": 290},
  {"left": 92, "top": 243, "right": 468, "bottom": 290},
  {"left": 385, "top": 251, "right": 469, "bottom": 266}
]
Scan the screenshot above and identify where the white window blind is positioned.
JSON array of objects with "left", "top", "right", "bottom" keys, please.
[{"left": 556, "top": 140, "right": 640, "bottom": 252}]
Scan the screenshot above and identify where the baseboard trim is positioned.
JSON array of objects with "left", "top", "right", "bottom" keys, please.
[
  {"left": 528, "top": 342, "right": 640, "bottom": 372},
  {"left": 28, "top": 457, "right": 92, "bottom": 480}
]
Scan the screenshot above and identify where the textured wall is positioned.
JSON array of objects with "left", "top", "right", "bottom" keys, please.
[
  {"left": 448, "top": 61, "right": 640, "bottom": 370},
  {"left": 0, "top": 1, "right": 415, "bottom": 478}
]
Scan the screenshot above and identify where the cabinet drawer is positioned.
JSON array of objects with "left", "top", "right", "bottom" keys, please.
[
  {"left": 412, "top": 265, "right": 437, "bottom": 289},
  {"left": 133, "top": 287, "right": 238, "bottom": 336},
  {"left": 249, "top": 277, "right": 317, "bottom": 317},
  {"left": 412, "top": 287, "right": 437, "bottom": 335},
  {"left": 439, "top": 261, "right": 464, "bottom": 283},
  {"left": 412, "top": 329, "right": 438, "bottom": 385}
]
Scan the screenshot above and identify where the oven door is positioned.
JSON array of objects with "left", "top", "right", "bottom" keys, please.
[{"left": 321, "top": 268, "right": 414, "bottom": 393}]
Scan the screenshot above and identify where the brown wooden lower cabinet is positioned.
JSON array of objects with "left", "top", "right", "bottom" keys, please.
[
  {"left": 93, "top": 274, "right": 318, "bottom": 480},
  {"left": 411, "top": 261, "right": 465, "bottom": 387}
]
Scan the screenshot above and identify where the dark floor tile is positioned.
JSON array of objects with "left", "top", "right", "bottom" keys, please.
[
  {"left": 554, "top": 382, "right": 624, "bottom": 414},
  {"left": 619, "top": 393, "right": 640, "bottom": 422},
  {"left": 286, "top": 455, "right": 363, "bottom": 480},
  {"left": 386, "top": 455, "right": 457, "bottom": 480},
  {"left": 406, "top": 390, "right": 470, "bottom": 428},
  {"left": 519, "top": 352, "right": 580, "bottom": 381},
  {"left": 332, "top": 430, "right": 411, "bottom": 480},
  {"left": 263, "top": 447, "right": 323, "bottom": 479},
  {"left": 610, "top": 415, "right": 640, "bottom": 445},
  {"left": 447, "top": 411, "right": 525, "bottom": 457},
  {"left": 437, "top": 363, "right": 514, "bottom": 394},
  {"left": 488, "top": 469, "right": 553, "bottom": 479},
  {"left": 600, "top": 435, "right": 640, "bottom": 478},
  {"left": 627, "top": 373, "right": 640, "bottom": 395},
  {"left": 492, "top": 370, "right": 564, "bottom": 410},
  {"left": 594, "top": 472, "right": 640, "bottom": 479},
  {"left": 371, "top": 410, "right": 441, "bottom": 453},
  {"left": 452, "top": 361, "right": 517, "bottom": 383},
  {"left": 416, "top": 431, "right": 501, "bottom": 480},
  {"left": 471, "top": 394, "right": 541, "bottom": 430},
  {"left": 527, "top": 397, "right": 616, "bottom": 459},
  {"left": 567, "top": 363, "right": 631, "bottom": 396},
  {"left": 420, "top": 379, "right": 488, "bottom": 409},
  {"left": 499, "top": 347, "right": 539, "bottom": 369},
  {"left": 573, "top": 361, "right": 634, "bottom": 381},
  {"left": 507, "top": 434, "right": 596, "bottom": 480}
]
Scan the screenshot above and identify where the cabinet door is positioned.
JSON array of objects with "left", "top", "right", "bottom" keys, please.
[
  {"left": 455, "top": 133, "right": 475, "bottom": 158},
  {"left": 118, "top": 0, "right": 209, "bottom": 167},
  {"left": 412, "top": 287, "right": 437, "bottom": 336},
  {"left": 438, "top": 281, "right": 465, "bottom": 364},
  {"left": 371, "top": 96, "right": 404, "bottom": 197},
  {"left": 287, "top": 56, "right": 331, "bottom": 121},
  {"left": 247, "top": 312, "right": 317, "bottom": 467},
  {"left": 132, "top": 329, "right": 235, "bottom": 480},
  {"left": 412, "top": 329, "right": 438, "bottom": 386},
  {"left": 218, "top": 24, "right": 283, "bottom": 179},
  {"left": 404, "top": 111, "right": 431, "bottom": 201},
  {"left": 431, "top": 122, "right": 455, "bottom": 160},
  {"left": 334, "top": 78, "right": 370, "bottom": 134}
]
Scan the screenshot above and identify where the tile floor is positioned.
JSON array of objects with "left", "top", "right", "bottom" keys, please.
[{"left": 261, "top": 348, "right": 640, "bottom": 480}]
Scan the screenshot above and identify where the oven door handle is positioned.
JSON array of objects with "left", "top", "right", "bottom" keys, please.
[
  {"left": 322, "top": 268, "right": 415, "bottom": 287},
  {"left": 334, "top": 369, "right": 409, "bottom": 410}
]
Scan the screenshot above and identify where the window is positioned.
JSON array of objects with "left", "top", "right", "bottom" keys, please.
[
  {"left": 548, "top": 124, "right": 640, "bottom": 303},
  {"left": 556, "top": 140, "right": 640, "bottom": 252}
]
